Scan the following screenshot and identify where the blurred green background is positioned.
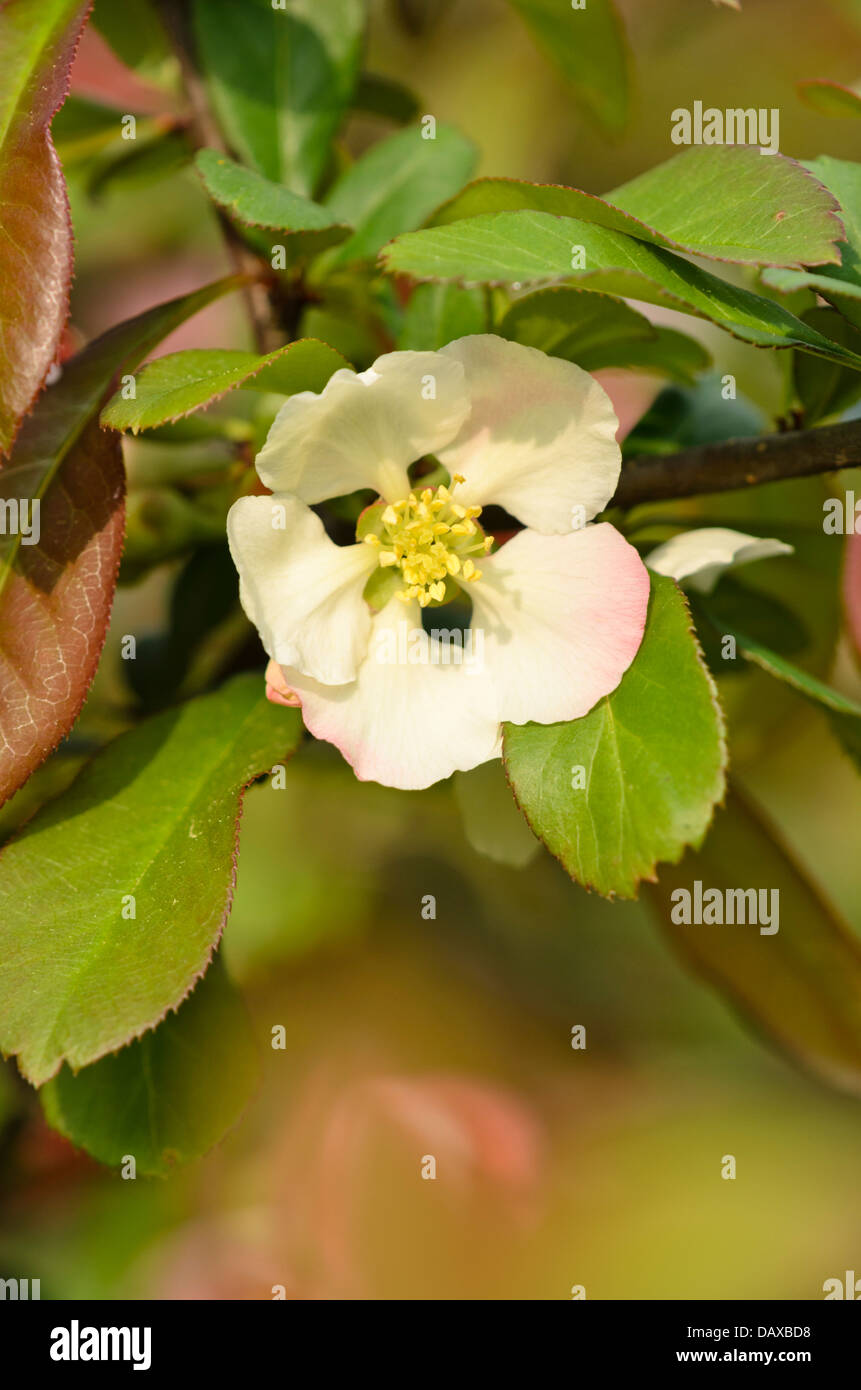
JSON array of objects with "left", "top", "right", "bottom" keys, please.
[{"left": 1, "top": 0, "right": 861, "bottom": 1300}]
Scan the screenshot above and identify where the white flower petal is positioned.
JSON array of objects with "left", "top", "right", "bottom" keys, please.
[
  {"left": 280, "top": 598, "right": 502, "bottom": 790},
  {"left": 469, "top": 524, "right": 650, "bottom": 725},
  {"left": 646, "top": 527, "right": 793, "bottom": 594},
  {"left": 227, "top": 494, "right": 376, "bottom": 685},
  {"left": 437, "top": 335, "right": 621, "bottom": 531},
  {"left": 254, "top": 352, "right": 470, "bottom": 504}
]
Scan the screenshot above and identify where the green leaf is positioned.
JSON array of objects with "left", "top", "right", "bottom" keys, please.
[
  {"left": 431, "top": 147, "right": 843, "bottom": 268},
  {"left": 698, "top": 577, "right": 861, "bottom": 768},
  {"left": 399, "top": 282, "right": 488, "bottom": 350},
  {"left": 0, "top": 674, "right": 302, "bottom": 1086},
  {"left": 381, "top": 211, "right": 861, "bottom": 368},
  {"left": 0, "top": 275, "right": 245, "bottom": 809},
  {"left": 761, "top": 157, "right": 861, "bottom": 305},
  {"left": 651, "top": 790, "right": 861, "bottom": 1098},
  {"left": 9, "top": 276, "right": 246, "bottom": 515},
  {"left": 0, "top": 0, "right": 89, "bottom": 454},
  {"left": 353, "top": 72, "right": 421, "bottom": 125},
  {"left": 797, "top": 80, "right": 861, "bottom": 119},
  {"left": 321, "top": 123, "right": 478, "bottom": 269},
  {"left": 192, "top": 0, "right": 364, "bottom": 195},
  {"left": 194, "top": 149, "right": 351, "bottom": 259},
  {"left": 500, "top": 286, "right": 710, "bottom": 380},
  {"left": 607, "top": 146, "right": 842, "bottom": 268},
  {"left": 691, "top": 576, "right": 808, "bottom": 663},
  {"left": 41, "top": 957, "right": 259, "bottom": 1175},
  {"left": 793, "top": 306, "right": 861, "bottom": 423},
  {"left": 502, "top": 286, "right": 651, "bottom": 359},
  {"left": 503, "top": 576, "right": 727, "bottom": 899},
  {"left": 835, "top": 298, "right": 861, "bottom": 332},
  {"left": 505, "top": 0, "right": 630, "bottom": 136},
  {"left": 0, "top": 753, "right": 87, "bottom": 849},
  {"left": 101, "top": 339, "right": 347, "bottom": 434},
  {"left": 704, "top": 616, "right": 861, "bottom": 721}
]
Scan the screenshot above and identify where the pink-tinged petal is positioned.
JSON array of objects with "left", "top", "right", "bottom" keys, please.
[
  {"left": 281, "top": 598, "right": 501, "bottom": 790},
  {"left": 470, "top": 524, "right": 650, "bottom": 725},
  {"left": 437, "top": 335, "right": 621, "bottom": 531},
  {"left": 646, "top": 527, "right": 792, "bottom": 594},
  {"left": 254, "top": 351, "right": 470, "bottom": 504},
  {"left": 228, "top": 495, "right": 376, "bottom": 685},
  {"left": 265, "top": 661, "right": 301, "bottom": 707},
  {"left": 592, "top": 368, "right": 663, "bottom": 442}
]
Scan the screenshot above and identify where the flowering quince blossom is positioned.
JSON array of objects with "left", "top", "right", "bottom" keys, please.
[
  {"left": 227, "top": 334, "right": 651, "bottom": 790},
  {"left": 646, "top": 527, "right": 793, "bottom": 593}
]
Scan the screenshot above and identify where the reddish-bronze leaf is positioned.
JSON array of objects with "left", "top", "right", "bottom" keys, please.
[
  {"left": 0, "top": 0, "right": 91, "bottom": 456},
  {"left": 0, "top": 421, "right": 123, "bottom": 806},
  {"left": 0, "top": 275, "right": 246, "bottom": 807}
]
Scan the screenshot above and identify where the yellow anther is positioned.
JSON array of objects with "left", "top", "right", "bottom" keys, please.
[
  {"left": 452, "top": 473, "right": 465, "bottom": 485},
  {"left": 367, "top": 476, "right": 486, "bottom": 605}
]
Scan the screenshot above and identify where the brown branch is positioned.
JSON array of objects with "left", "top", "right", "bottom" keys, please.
[{"left": 612, "top": 417, "right": 861, "bottom": 509}]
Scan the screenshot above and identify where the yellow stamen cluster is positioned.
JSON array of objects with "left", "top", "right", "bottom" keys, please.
[{"left": 363, "top": 475, "right": 493, "bottom": 607}]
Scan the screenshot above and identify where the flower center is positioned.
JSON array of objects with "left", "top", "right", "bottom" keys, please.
[{"left": 362, "top": 475, "right": 493, "bottom": 608}]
